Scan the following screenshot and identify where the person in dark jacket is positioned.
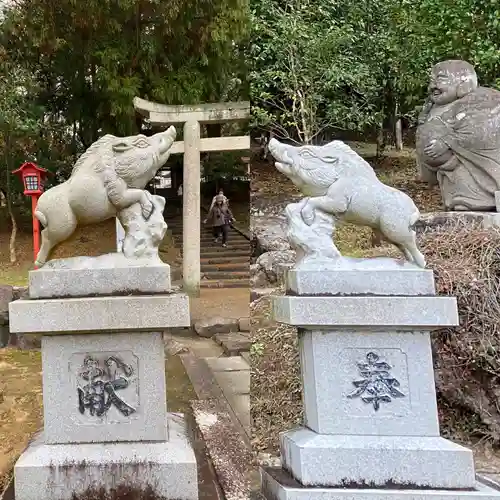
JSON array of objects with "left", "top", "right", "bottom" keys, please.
[{"left": 203, "top": 195, "right": 234, "bottom": 247}]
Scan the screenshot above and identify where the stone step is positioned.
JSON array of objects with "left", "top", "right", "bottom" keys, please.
[
  {"left": 200, "top": 279, "right": 249, "bottom": 289},
  {"left": 176, "top": 254, "right": 250, "bottom": 266},
  {"left": 172, "top": 231, "right": 250, "bottom": 239},
  {"left": 189, "top": 250, "right": 250, "bottom": 259},
  {"left": 200, "top": 244, "right": 249, "bottom": 250},
  {"left": 174, "top": 240, "right": 249, "bottom": 247},
  {"left": 200, "top": 236, "right": 249, "bottom": 243},
  {"left": 179, "top": 248, "right": 250, "bottom": 255},
  {"left": 201, "top": 255, "right": 249, "bottom": 265},
  {"left": 214, "top": 332, "right": 252, "bottom": 356},
  {"left": 202, "top": 271, "right": 249, "bottom": 280},
  {"left": 176, "top": 233, "right": 248, "bottom": 240},
  {"left": 201, "top": 241, "right": 249, "bottom": 247},
  {"left": 201, "top": 264, "right": 249, "bottom": 273},
  {"left": 178, "top": 249, "right": 249, "bottom": 256}
]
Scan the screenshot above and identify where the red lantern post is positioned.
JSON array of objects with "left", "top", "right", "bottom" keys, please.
[{"left": 12, "top": 162, "right": 49, "bottom": 267}]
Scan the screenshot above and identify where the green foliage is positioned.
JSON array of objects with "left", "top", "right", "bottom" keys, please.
[
  {"left": 1, "top": 0, "right": 249, "bottom": 149},
  {"left": 251, "top": 0, "right": 500, "bottom": 144},
  {"left": 0, "top": 50, "right": 44, "bottom": 199},
  {"left": 400, "top": 0, "right": 500, "bottom": 90},
  {"left": 203, "top": 151, "right": 248, "bottom": 181}
]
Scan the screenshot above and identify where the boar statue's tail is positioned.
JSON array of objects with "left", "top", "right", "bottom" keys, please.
[
  {"left": 35, "top": 210, "right": 47, "bottom": 228},
  {"left": 409, "top": 209, "right": 420, "bottom": 233}
]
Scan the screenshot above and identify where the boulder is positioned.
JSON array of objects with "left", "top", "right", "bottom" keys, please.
[
  {"left": 250, "top": 288, "right": 278, "bottom": 303},
  {"left": 250, "top": 263, "right": 269, "bottom": 288},
  {"left": 251, "top": 214, "right": 290, "bottom": 254},
  {"left": 255, "top": 250, "right": 296, "bottom": 285},
  {"left": 238, "top": 317, "right": 251, "bottom": 332},
  {"left": 0, "top": 285, "right": 12, "bottom": 347},
  {"left": 164, "top": 338, "right": 189, "bottom": 355},
  {"left": 12, "top": 286, "right": 28, "bottom": 300},
  {"left": 0, "top": 284, "right": 13, "bottom": 314},
  {"left": 194, "top": 316, "right": 239, "bottom": 338},
  {"left": 0, "top": 310, "right": 8, "bottom": 326}
]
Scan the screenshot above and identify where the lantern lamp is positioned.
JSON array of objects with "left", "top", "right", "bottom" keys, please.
[
  {"left": 12, "top": 162, "right": 50, "bottom": 267},
  {"left": 12, "top": 162, "right": 48, "bottom": 196}
]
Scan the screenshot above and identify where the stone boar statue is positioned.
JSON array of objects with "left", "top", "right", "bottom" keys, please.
[
  {"left": 34, "top": 127, "right": 176, "bottom": 267},
  {"left": 268, "top": 138, "right": 426, "bottom": 268}
]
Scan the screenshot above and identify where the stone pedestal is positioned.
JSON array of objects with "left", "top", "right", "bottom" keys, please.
[
  {"left": 9, "top": 266, "right": 198, "bottom": 500},
  {"left": 262, "top": 259, "right": 500, "bottom": 499}
]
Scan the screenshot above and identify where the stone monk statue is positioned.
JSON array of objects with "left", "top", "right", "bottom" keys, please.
[{"left": 416, "top": 60, "right": 500, "bottom": 211}]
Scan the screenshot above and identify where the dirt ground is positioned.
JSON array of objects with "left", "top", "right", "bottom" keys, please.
[
  {"left": 0, "top": 349, "right": 43, "bottom": 491},
  {"left": 190, "top": 288, "right": 249, "bottom": 323}
]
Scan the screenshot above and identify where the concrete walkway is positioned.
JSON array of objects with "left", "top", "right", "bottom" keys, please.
[
  {"left": 190, "top": 288, "right": 249, "bottom": 324},
  {"left": 204, "top": 356, "right": 250, "bottom": 437},
  {"left": 169, "top": 333, "right": 250, "bottom": 439}
]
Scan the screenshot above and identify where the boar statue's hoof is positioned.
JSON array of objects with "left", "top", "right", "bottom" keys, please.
[{"left": 141, "top": 201, "right": 155, "bottom": 221}]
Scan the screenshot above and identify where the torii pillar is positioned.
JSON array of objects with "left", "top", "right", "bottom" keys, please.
[{"left": 133, "top": 98, "right": 250, "bottom": 297}]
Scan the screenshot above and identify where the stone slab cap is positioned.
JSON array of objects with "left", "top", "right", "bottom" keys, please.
[
  {"left": 14, "top": 413, "right": 198, "bottom": 500},
  {"left": 281, "top": 431, "right": 475, "bottom": 489},
  {"left": 496, "top": 192, "right": 500, "bottom": 212},
  {"left": 260, "top": 467, "right": 500, "bottom": 500},
  {"left": 286, "top": 258, "right": 435, "bottom": 296},
  {"left": 29, "top": 262, "right": 171, "bottom": 299},
  {"left": 273, "top": 296, "right": 459, "bottom": 330},
  {"left": 9, "top": 294, "right": 190, "bottom": 334}
]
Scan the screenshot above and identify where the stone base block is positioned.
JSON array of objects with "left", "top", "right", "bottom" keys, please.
[
  {"left": 42, "top": 332, "right": 167, "bottom": 444},
  {"left": 273, "top": 295, "right": 459, "bottom": 329},
  {"left": 14, "top": 414, "right": 198, "bottom": 500},
  {"left": 281, "top": 430, "right": 475, "bottom": 489},
  {"left": 29, "top": 262, "right": 171, "bottom": 299},
  {"left": 9, "top": 293, "right": 190, "bottom": 334},
  {"left": 298, "top": 329, "right": 440, "bottom": 436},
  {"left": 261, "top": 467, "right": 500, "bottom": 500},
  {"left": 285, "top": 258, "right": 435, "bottom": 296}
]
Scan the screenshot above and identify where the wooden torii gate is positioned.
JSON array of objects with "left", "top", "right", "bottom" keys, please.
[{"left": 131, "top": 97, "right": 250, "bottom": 296}]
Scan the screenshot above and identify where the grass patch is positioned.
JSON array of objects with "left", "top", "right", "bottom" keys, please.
[{"left": 0, "top": 348, "right": 43, "bottom": 490}]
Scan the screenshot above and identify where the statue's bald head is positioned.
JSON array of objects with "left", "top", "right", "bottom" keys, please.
[{"left": 429, "top": 59, "right": 478, "bottom": 105}]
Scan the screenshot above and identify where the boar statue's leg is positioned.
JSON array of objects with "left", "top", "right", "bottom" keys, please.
[
  {"left": 35, "top": 211, "right": 78, "bottom": 267},
  {"left": 380, "top": 219, "right": 426, "bottom": 269},
  {"left": 300, "top": 193, "right": 349, "bottom": 226},
  {"left": 105, "top": 177, "right": 154, "bottom": 221}
]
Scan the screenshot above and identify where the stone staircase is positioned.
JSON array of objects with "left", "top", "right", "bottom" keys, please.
[{"left": 166, "top": 207, "right": 250, "bottom": 289}]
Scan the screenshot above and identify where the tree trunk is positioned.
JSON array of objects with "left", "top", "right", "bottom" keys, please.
[
  {"left": 376, "top": 125, "right": 386, "bottom": 159},
  {"left": 395, "top": 118, "right": 403, "bottom": 150},
  {"left": 9, "top": 206, "right": 17, "bottom": 264},
  {"left": 5, "top": 136, "right": 17, "bottom": 263},
  {"left": 395, "top": 102, "right": 403, "bottom": 150}
]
